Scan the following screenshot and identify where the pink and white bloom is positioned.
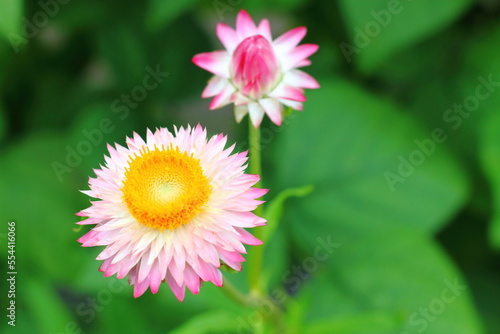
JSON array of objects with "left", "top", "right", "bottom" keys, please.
[
  {"left": 193, "top": 10, "right": 319, "bottom": 127},
  {"left": 76, "top": 125, "right": 267, "bottom": 301}
]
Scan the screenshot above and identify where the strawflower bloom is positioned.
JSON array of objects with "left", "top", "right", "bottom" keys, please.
[
  {"left": 76, "top": 125, "right": 267, "bottom": 301},
  {"left": 193, "top": 10, "right": 319, "bottom": 127}
]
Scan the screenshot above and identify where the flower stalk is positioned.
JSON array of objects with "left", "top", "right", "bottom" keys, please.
[
  {"left": 221, "top": 278, "right": 254, "bottom": 307},
  {"left": 248, "top": 119, "right": 265, "bottom": 295}
]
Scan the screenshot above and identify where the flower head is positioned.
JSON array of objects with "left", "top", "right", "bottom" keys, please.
[
  {"left": 193, "top": 10, "right": 319, "bottom": 127},
  {"left": 77, "top": 125, "right": 267, "bottom": 301}
]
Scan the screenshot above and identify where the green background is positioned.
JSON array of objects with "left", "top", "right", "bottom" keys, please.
[{"left": 0, "top": 0, "right": 499, "bottom": 333}]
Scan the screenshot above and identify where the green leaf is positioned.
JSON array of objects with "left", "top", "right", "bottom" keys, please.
[
  {"left": 458, "top": 24, "right": 500, "bottom": 248},
  {"left": 244, "top": 0, "right": 309, "bottom": 12},
  {"left": 0, "top": 103, "right": 6, "bottom": 142},
  {"left": 146, "top": 0, "right": 198, "bottom": 32},
  {"left": 262, "top": 185, "right": 314, "bottom": 244},
  {"left": 66, "top": 101, "right": 137, "bottom": 180},
  {"left": 0, "top": 133, "right": 88, "bottom": 282},
  {"left": 480, "top": 111, "right": 500, "bottom": 249},
  {"left": 383, "top": 26, "right": 479, "bottom": 167},
  {"left": 270, "top": 79, "right": 480, "bottom": 333},
  {"left": 272, "top": 79, "right": 468, "bottom": 234},
  {"left": 288, "top": 276, "right": 398, "bottom": 334},
  {"left": 304, "top": 311, "right": 402, "bottom": 334},
  {"left": 23, "top": 278, "right": 78, "bottom": 333},
  {"left": 0, "top": 0, "right": 23, "bottom": 42},
  {"left": 338, "top": 0, "right": 473, "bottom": 74},
  {"left": 289, "top": 219, "right": 484, "bottom": 334},
  {"left": 97, "top": 295, "right": 153, "bottom": 334},
  {"left": 169, "top": 310, "right": 239, "bottom": 334},
  {"left": 261, "top": 226, "right": 289, "bottom": 291},
  {"left": 51, "top": 1, "right": 107, "bottom": 30},
  {"left": 455, "top": 23, "right": 500, "bottom": 157},
  {"left": 97, "top": 25, "right": 148, "bottom": 90}
]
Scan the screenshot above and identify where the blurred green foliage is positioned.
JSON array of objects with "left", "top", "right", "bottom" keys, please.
[{"left": 0, "top": 0, "right": 499, "bottom": 333}]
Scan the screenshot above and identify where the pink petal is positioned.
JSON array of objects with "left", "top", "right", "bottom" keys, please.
[
  {"left": 242, "top": 188, "right": 269, "bottom": 200},
  {"left": 209, "top": 266, "right": 224, "bottom": 287},
  {"left": 281, "top": 44, "right": 319, "bottom": 71},
  {"left": 234, "top": 105, "right": 248, "bottom": 123},
  {"left": 196, "top": 242, "right": 220, "bottom": 267},
  {"left": 259, "top": 98, "right": 283, "bottom": 126},
  {"left": 202, "top": 76, "right": 227, "bottom": 98},
  {"left": 274, "top": 27, "right": 307, "bottom": 54},
  {"left": 220, "top": 249, "right": 246, "bottom": 264},
  {"left": 99, "top": 258, "right": 115, "bottom": 276},
  {"left": 111, "top": 244, "right": 134, "bottom": 264},
  {"left": 75, "top": 211, "right": 88, "bottom": 217},
  {"left": 257, "top": 19, "right": 272, "bottom": 41},
  {"left": 231, "top": 35, "right": 280, "bottom": 100},
  {"left": 77, "top": 230, "right": 99, "bottom": 246},
  {"left": 158, "top": 248, "right": 173, "bottom": 280},
  {"left": 217, "top": 231, "right": 247, "bottom": 254},
  {"left": 192, "top": 51, "right": 230, "bottom": 77},
  {"left": 236, "top": 227, "right": 263, "bottom": 246},
  {"left": 236, "top": 10, "right": 258, "bottom": 40},
  {"left": 248, "top": 102, "right": 265, "bottom": 128},
  {"left": 166, "top": 271, "right": 186, "bottom": 302},
  {"left": 191, "top": 257, "right": 210, "bottom": 281},
  {"left": 209, "top": 85, "right": 236, "bottom": 110},
  {"left": 223, "top": 174, "right": 260, "bottom": 192},
  {"left": 197, "top": 262, "right": 223, "bottom": 287},
  {"left": 227, "top": 211, "right": 267, "bottom": 228},
  {"left": 138, "top": 255, "right": 152, "bottom": 283},
  {"left": 233, "top": 92, "right": 251, "bottom": 106},
  {"left": 148, "top": 261, "right": 162, "bottom": 294},
  {"left": 284, "top": 69, "right": 320, "bottom": 89},
  {"left": 117, "top": 252, "right": 141, "bottom": 279},
  {"left": 217, "top": 23, "right": 238, "bottom": 52},
  {"left": 295, "top": 59, "right": 311, "bottom": 68},
  {"left": 270, "top": 84, "right": 306, "bottom": 102},
  {"left": 184, "top": 264, "right": 201, "bottom": 294},
  {"left": 126, "top": 132, "right": 146, "bottom": 152},
  {"left": 279, "top": 99, "right": 303, "bottom": 110},
  {"left": 218, "top": 248, "right": 244, "bottom": 271},
  {"left": 169, "top": 256, "right": 186, "bottom": 287},
  {"left": 97, "top": 238, "right": 131, "bottom": 261},
  {"left": 133, "top": 278, "right": 150, "bottom": 298}
]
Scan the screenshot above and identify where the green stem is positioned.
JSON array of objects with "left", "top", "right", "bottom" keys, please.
[
  {"left": 248, "top": 119, "right": 265, "bottom": 295},
  {"left": 248, "top": 121, "right": 263, "bottom": 191},
  {"left": 221, "top": 277, "right": 253, "bottom": 307},
  {"left": 246, "top": 120, "right": 286, "bottom": 333}
]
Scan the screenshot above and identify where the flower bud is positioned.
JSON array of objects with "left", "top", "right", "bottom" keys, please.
[{"left": 231, "top": 35, "right": 280, "bottom": 99}]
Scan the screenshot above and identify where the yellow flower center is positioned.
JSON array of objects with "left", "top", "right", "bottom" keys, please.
[{"left": 121, "top": 146, "right": 212, "bottom": 230}]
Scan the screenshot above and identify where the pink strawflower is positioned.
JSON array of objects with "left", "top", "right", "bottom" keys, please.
[
  {"left": 193, "top": 10, "right": 319, "bottom": 127},
  {"left": 77, "top": 125, "right": 267, "bottom": 301}
]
